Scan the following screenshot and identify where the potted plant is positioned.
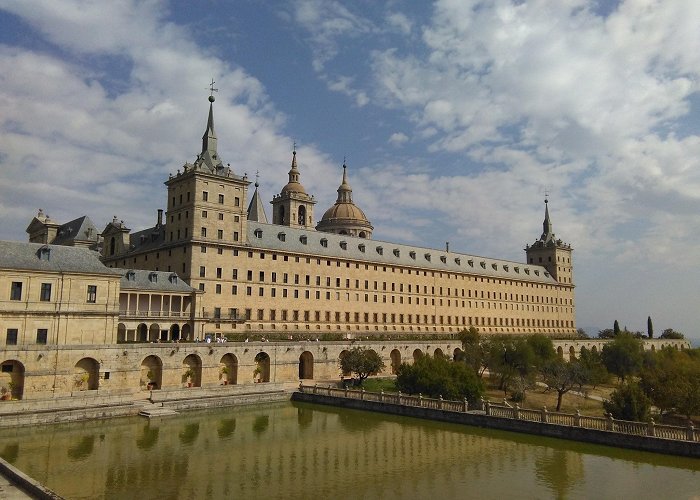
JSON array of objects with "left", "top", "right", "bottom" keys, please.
[
  {"left": 0, "top": 386, "right": 9, "bottom": 401},
  {"left": 220, "top": 365, "right": 229, "bottom": 385},
  {"left": 183, "top": 368, "right": 195, "bottom": 387},
  {"left": 253, "top": 366, "right": 262, "bottom": 383},
  {"left": 75, "top": 373, "right": 89, "bottom": 390}
]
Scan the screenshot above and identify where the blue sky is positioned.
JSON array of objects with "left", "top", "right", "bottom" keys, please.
[{"left": 0, "top": 0, "right": 699, "bottom": 339}]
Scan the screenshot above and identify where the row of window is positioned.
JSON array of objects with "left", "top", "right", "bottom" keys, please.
[
  {"left": 211, "top": 307, "right": 573, "bottom": 329},
  {"left": 170, "top": 190, "right": 240, "bottom": 207},
  {"left": 5, "top": 328, "right": 47, "bottom": 345},
  {"left": 9, "top": 283, "right": 97, "bottom": 303}
]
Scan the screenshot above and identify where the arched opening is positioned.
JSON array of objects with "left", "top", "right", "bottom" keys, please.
[
  {"left": 149, "top": 323, "right": 160, "bottom": 342},
  {"left": 569, "top": 346, "right": 576, "bottom": 361},
  {"left": 279, "top": 205, "right": 285, "bottom": 224},
  {"left": 358, "top": 231, "right": 366, "bottom": 238},
  {"left": 109, "top": 237, "right": 115, "bottom": 256},
  {"left": 413, "top": 349, "right": 423, "bottom": 362},
  {"left": 339, "top": 230, "right": 348, "bottom": 235},
  {"left": 182, "top": 354, "right": 202, "bottom": 387},
  {"left": 74, "top": 358, "right": 99, "bottom": 391},
  {"left": 0, "top": 360, "right": 25, "bottom": 400},
  {"left": 338, "top": 350, "right": 351, "bottom": 377},
  {"left": 299, "top": 351, "right": 314, "bottom": 379},
  {"left": 254, "top": 352, "right": 270, "bottom": 383},
  {"left": 390, "top": 349, "right": 401, "bottom": 375},
  {"left": 366, "top": 349, "right": 381, "bottom": 376},
  {"left": 651, "top": 344, "right": 656, "bottom": 352},
  {"left": 557, "top": 346, "right": 564, "bottom": 359},
  {"left": 591, "top": 345, "right": 598, "bottom": 354},
  {"left": 117, "top": 323, "right": 127, "bottom": 343},
  {"left": 141, "top": 355, "right": 163, "bottom": 390},
  {"left": 169, "top": 324, "right": 180, "bottom": 341},
  {"left": 298, "top": 205, "right": 306, "bottom": 226},
  {"left": 219, "top": 354, "right": 238, "bottom": 385},
  {"left": 453, "top": 348, "right": 464, "bottom": 361},
  {"left": 580, "top": 346, "right": 588, "bottom": 357},
  {"left": 181, "top": 324, "right": 191, "bottom": 341},
  {"left": 137, "top": 323, "right": 148, "bottom": 342},
  {"left": 434, "top": 348, "right": 444, "bottom": 358}
]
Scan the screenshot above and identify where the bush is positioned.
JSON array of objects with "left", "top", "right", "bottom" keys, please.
[
  {"left": 396, "top": 355, "right": 483, "bottom": 402},
  {"left": 603, "top": 382, "right": 651, "bottom": 421}
]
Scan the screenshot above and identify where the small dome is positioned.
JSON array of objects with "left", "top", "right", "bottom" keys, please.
[
  {"left": 281, "top": 181, "right": 307, "bottom": 195},
  {"left": 321, "top": 203, "right": 369, "bottom": 223}
]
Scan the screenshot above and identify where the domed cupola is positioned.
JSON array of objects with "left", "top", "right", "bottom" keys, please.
[
  {"left": 271, "top": 147, "right": 316, "bottom": 228},
  {"left": 316, "top": 163, "right": 373, "bottom": 238}
]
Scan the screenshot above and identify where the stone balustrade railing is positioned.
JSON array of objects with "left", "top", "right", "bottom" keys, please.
[{"left": 298, "top": 384, "right": 699, "bottom": 443}]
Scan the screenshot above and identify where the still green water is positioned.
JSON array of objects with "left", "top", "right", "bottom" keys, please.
[{"left": 0, "top": 402, "right": 697, "bottom": 500}]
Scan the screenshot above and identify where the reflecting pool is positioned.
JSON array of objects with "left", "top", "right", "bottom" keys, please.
[{"left": 0, "top": 402, "right": 698, "bottom": 499}]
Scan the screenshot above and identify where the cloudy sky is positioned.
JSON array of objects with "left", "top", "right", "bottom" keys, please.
[{"left": 0, "top": 0, "right": 698, "bottom": 339}]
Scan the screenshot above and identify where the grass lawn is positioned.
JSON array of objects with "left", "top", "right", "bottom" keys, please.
[{"left": 358, "top": 377, "right": 398, "bottom": 393}]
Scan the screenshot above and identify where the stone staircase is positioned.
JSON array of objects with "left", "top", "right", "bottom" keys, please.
[{"left": 137, "top": 400, "right": 179, "bottom": 418}]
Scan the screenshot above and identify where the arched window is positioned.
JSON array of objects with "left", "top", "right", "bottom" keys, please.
[
  {"left": 109, "top": 237, "right": 116, "bottom": 256},
  {"left": 279, "top": 206, "right": 285, "bottom": 224},
  {"left": 298, "top": 205, "right": 306, "bottom": 226}
]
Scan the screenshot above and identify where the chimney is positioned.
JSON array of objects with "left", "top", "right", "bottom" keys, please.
[
  {"left": 446, "top": 241, "right": 450, "bottom": 252},
  {"left": 157, "top": 209, "right": 163, "bottom": 227}
]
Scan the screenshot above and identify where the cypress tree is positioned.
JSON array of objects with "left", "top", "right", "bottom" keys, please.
[
  {"left": 647, "top": 316, "right": 654, "bottom": 338},
  {"left": 613, "top": 320, "right": 620, "bottom": 336}
]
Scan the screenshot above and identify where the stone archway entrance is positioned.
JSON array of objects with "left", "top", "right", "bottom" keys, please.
[
  {"left": 390, "top": 349, "right": 401, "bottom": 375},
  {"left": 0, "top": 360, "right": 24, "bottom": 400},
  {"left": 141, "top": 355, "right": 163, "bottom": 390},
  {"left": 182, "top": 354, "right": 202, "bottom": 387},
  {"left": 299, "top": 351, "right": 314, "bottom": 380},
  {"left": 219, "top": 354, "right": 238, "bottom": 385},
  {"left": 254, "top": 352, "right": 270, "bottom": 383},
  {"left": 74, "top": 358, "right": 99, "bottom": 391},
  {"left": 413, "top": 349, "right": 423, "bottom": 362}
]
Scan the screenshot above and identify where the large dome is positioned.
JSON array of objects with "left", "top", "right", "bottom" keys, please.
[
  {"left": 321, "top": 202, "right": 369, "bottom": 223},
  {"left": 316, "top": 164, "right": 373, "bottom": 238},
  {"left": 281, "top": 180, "right": 307, "bottom": 195}
]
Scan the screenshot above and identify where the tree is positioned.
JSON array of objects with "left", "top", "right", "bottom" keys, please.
[
  {"left": 577, "top": 348, "right": 609, "bottom": 389},
  {"left": 598, "top": 328, "right": 615, "bottom": 339},
  {"left": 339, "top": 348, "right": 385, "bottom": 385},
  {"left": 647, "top": 316, "right": 653, "bottom": 338},
  {"left": 457, "top": 327, "right": 486, "bottom": 377},
  {"left": 395, "top": 355, "right": 483, "bottom": 402},
  {"left": 576, "top": 328, "right": 589, "bottom": 338},
  {"left": 641, "top": 348, "right": 700, "bottom": 419},
  {"left": 542, "top": 358, "right": 588, "bottom": 411},
  {"left": 660, "top": 328, "right": 684, "bottom": 339},
  {"left": 526, "top": 334, "right": 556, "bottom": 374},
  {"left": 613, "top": 320, "right": 621, "bottom": 336},
  {"left": 603, "top": 382, "right": 651, "bottom": 421},
  {"left": 601, "top": 333, "right": 643, "bottom": 382},
  {"left": 487, "top": 337, "right": 537, "bottom": 401}
]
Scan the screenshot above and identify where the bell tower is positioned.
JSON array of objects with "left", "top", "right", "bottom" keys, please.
[
  {"left": 525, "top": 198, "right": 573, "bottom": 285},
  {"left": 271, "top": 147, "right": 316, "bottom": 228}
]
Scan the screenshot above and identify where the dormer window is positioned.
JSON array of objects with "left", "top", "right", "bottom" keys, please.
[
  {"left": 126, "top": 270, "right": 136, "bottom": 281},
  {"left": 37, "top": 245, "right": 51, "bottom": 261},
  {"left": 409, "top": 251, "right": 416, "bottom": 260},
  {"left": 544, "top": 271, "right": 550, "bottom": 277},
  {"left": 503, "top": 265, "right": 509, "bottom": 272},
  {"left": 455, "top": 258, "right": 461, "bottom": 265},
  {"left": 254, "top": 229, "right": 263, "bottom": 238},
  {"left": 468, "top": 260, "right": 474, "bottom": 267},
  {"left": 393, "top": 249, "right": 400, "bottom": 257},
  {"left": 148, "top": 272, "right": 158, "bottom": 283},
  {"left": 278, "top": 232, "right": 286, "bottom": 242},
  {"left": 358, "top": 244, "right": 366, "bottom": 253},
  {"left": 376, "top": 246, "right": 383, "bottom": 255},
  {"left": 424, "top": 253, "right": 431, "bottom": 261},
  {"left": 514, "top": 266, "right": 520, "bottom": 273},
  {"left": 480, "top": 261, "right": 486, "bottom": 269},
  {"left": 534, "top": 270, "right": 540, "bottom": 276},
  {"left": 169, "top": 273, "right": 178, "bottom": 284},
  {"left": 524, "top": 268, "right": 530, "bottom": 275},
  {"left": 491, "top": 263, "right": 498, "bottom": 270},
  {"left": 299, "top": 235, "right": 307, "bottom": 245},
  {"left": 340, "top": 241, "right": 347, "bottom": 250},
  {"left": 440, "top": 256, "right": 447, "bottom": 264},
  {"left": 320, "top": 238, "right": 328, "bottom": 248}
]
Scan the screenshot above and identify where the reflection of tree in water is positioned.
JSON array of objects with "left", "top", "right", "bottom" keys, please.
[
  {"left": 178, "top": 423, "right": 200, "bottom": 446},
  {"left": 297, "top": 407, "right": 313, "bottom": 429},
  {"left": 136, "top": 424, "right": 160, "bottom": 450},
  {"left": 217, "top": 418, "right": 236, "bottom": 439},
  {"left": 535, "top": 448, "right": 584, "bottom": 500},
  {"left": 67, "top": 435, "right": 95, "bottom": 461},
  {"left": 252, "top": 415, "right": 269, "bottom": 435},
  {"left": 0, "top": 443, "right": 19, "bottom": 464},
  {"left": 337, "top": 410, "right": 384, "bottom": 433}
]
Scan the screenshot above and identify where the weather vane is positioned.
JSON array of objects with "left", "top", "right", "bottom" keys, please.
[{"left": 207, "top": 78, "right": 218, "bottom": 97}]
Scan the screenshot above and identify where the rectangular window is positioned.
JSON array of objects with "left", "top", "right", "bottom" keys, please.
[
  {"left": 271, "top": 272, "right": 277, "bottom": 283},
  {"left": 201, "top": 227, "right": 207, "bottom": 237},
  {"left": 203, "top": 191, "right": 209, "bottom": 201},
  {"left": 87, "top": 285, "right": 97, "bottom": 303},
  {"left": 259, "top": 271, "right": 265, "bottom": 282},
  {"left": 235, "top": 197, "right": 240, "bottom": 207},
  {"left": 36, "top": 329, "right": 48, "bottom": 345},
  {"left": 202, "top": 210, "right": 208, "bottom": 218},
  {"left": 215, "top": 284, "right": 222, "bottom": 294},
  {"left": 233, "top": 231, "right": 239, "bottom": 241},
  {"left": 217, "top": 229, "right": 223, "bottom": 239},
  {"left": 40, "top": 283, "right": 52, "bottom": 301},
  {"left": 10, "top": 282, "right": 22, "bottom": 301},
  {"left": 214, "top": 307, "right": 221, "bottom": 319},
  {"left": 6, "top": 329, "right": 17, "bottom": 346},
  {"left": 218, "top": 194, "right": 224, "bottom": 204},
  {"left": 216, "top": 267, "right": 222, "bottom": 279},
  {"left": 232, "top": 285, "right": 237, "bottom": 295},
  {"left": 200, "top": 266, "right": 206, "bottom": 278}
]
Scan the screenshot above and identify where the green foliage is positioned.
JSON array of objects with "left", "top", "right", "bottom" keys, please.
[
  {"left": 601, "top": 333, "right": 644, "bottom": 382},
  {"left": 396, "top": 355, "right": 483, "bottom": 402},
  {"left": 640, "top": 347, "right": 700, "bottom": 418},
  {"left": 361, "top": 378, "right": 397, "bottom": 393},
  {"left": 526, "top": 334, "right": 556, "bottom": 371},
  {"left": 542, "top": 358, "right": 588, "bottom": 411},
  {"left": 598, "top": 329, "right": 615, "bottom": 339},
  {"left": 603, "top": 382, "right": 651, "bottom": 421},
  {"left": 660, "top": 328, "right": 684, "bottom": 339},
  {"left": 647, "top": 316, "right": 653, "bottom": 338},
  {"left": 457, "top": 327, "right": 485, "bottom": 377},
  {"left": 339, "top": 348, "right": 385, "bottom": 384},
  {"left": 486, "top": 336, "right": 537, "bottom": 399},
  {"left": 576, "top": 328, "right": 589, "bottom": 338},
  {"left": 577, "top": 349, "right": 609, "bottom": 388},
  {"left": 613, "top": 320, "right": 620, "bottom": 336}
]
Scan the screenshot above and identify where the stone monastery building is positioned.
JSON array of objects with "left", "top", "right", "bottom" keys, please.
[{"left": 26, "top": 95, "right": 576, "bottom": 342}]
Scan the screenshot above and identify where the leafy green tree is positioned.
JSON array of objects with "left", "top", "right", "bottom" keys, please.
[
  {"left": 542, "top": 358, "right": 588, "bottom": 411},
  {"left": 395, "top": 355, "right": 483, "bottom": 402},
  {"left": 660, "top": 328, "right": 685, "bottom": 339},
  {"left": 601, "top": 333, "right": 643, "bottom": 382},
  {"left": 526, "top": 334, "right": 556, "bottom": 373},
  {"left": 577, "top": 348, "right": 609, "bottom": 388},
  {"left": 613, "top": 320, "right": 620, "bottom": 336},
  {"left": 641, "top": 348, "right": 700, "bottom": 418},
  {"left": 488, "top": 337, "right": 537, "bottom": 401},
  {"left": 647, "top": 316, "right": 653, "bottom": 338},
  {"left": 339, "top": 348, "right": 385, "bottom": 385},
  {"left": 457, "top": 327, "right": 486, "bottom": 377},
  {"left": 603, "top": 382, "right": 651, "bottom": 421},
  {"left": 576, "top": 328, "right": 589, "bottom": 338},
  {"left": 598, "top": 328, "right": 615, "bottom": 339}
]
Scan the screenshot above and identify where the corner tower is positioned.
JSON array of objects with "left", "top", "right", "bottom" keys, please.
[
  {"left": 525, "top": 199, "right": 573, "bottom": 285},
  {"left": 316, "top": 163, "right": 373, "bottom": 238},
  {"left": 271, "top": 148, "right": 316, "bottom": 228}
]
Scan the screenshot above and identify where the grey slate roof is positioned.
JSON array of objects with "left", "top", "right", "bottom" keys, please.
[
  {"left": 0, "top": 241, "right": 119, "bottom": 275},
  {"left": 116, "top": 269, "right": 194, "bottom": 292},
  {"left": 52, "top": 216, "right": 99, "bottom": 245},
  {"left": 246, "top": 222, "right": 558, "bottom": 284}
]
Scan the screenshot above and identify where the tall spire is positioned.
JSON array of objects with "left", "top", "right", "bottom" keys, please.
[
  {"left": 201, "top": 95, "right": 217, "bottom": 159},
  {"left": 336, "top": 162, "right": 353, "bottom": 203},
  {"left": 247, "top": 173, "right": 268, "bottom": 223},
  {"left": 540, "top": 198, "right": 554, "bottom": 243},
  {"left": 288, "top": 147, "right": 300, "bottom": 184}
]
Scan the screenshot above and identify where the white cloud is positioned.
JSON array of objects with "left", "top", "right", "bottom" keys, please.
[
  {"left": 386, "top": 12, "right": 412, "bottom": 35},
  {"left": 388, "top": 132, "right": 409, "bottom": 145}
]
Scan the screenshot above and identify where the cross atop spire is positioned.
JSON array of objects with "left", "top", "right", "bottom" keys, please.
[{"left": 207, "top": 78, "right": 218, "bottom": 101}]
